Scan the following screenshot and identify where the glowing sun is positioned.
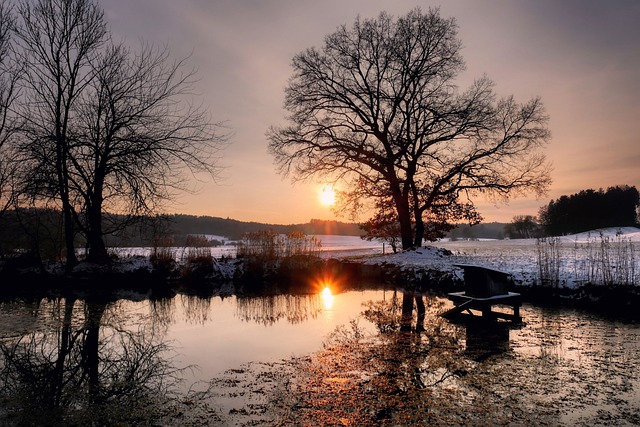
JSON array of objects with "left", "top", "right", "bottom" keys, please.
[{"left": 319, "top": 186, "right": 336, "bottom": 206}]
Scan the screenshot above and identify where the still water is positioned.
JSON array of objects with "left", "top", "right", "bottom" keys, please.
[{"left": 0, "top": 287, "right": 639, "bottom": 425}]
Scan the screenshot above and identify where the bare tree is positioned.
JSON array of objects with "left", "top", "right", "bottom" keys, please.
[
  {"left": 0, "top": 1, "right": 20, "bottom": 218},
  {"left": 72, "top": 43, "right": 227, "bottom": 263},
  {"left": 268, "top": 8, "right": 551, "bottom": 250},
  {"left": 11, "top": 0, "right": 227, "bottom": 266},
  {"left": 505, "top": 215, "right": 540, "bottom": 239},
  {"left": 13, "top": 0, "right": 108, "bottom": 269}
]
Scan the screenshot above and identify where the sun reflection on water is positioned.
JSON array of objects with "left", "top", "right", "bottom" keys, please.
[{"left": 321, "top": 287, "right": 334, "bottom": 310}]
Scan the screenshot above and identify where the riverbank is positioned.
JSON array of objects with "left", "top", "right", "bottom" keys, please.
[{"left": 2, "top": 242, "right": 639, "bottom": 319}]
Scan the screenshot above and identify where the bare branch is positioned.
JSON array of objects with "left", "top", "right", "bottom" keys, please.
[{"left": 268, "top": 7, "right": 551, "bottom": 249}]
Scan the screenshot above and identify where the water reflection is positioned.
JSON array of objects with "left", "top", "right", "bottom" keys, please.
[
  {"left": 1, "top": 288, "right": 639, "bottom": 426},
  {"left": 236, "top": 293, "right": 323, "bottom": 325},
  {"left": 464, "top": 322, "right": 512, "bottom": 361},
  {"left": 265, "top": 294, "right": 640, "bottom": 425},
  {"left": 320, "top": 287, "right": 334, "bottom": 309},
  {"left": 0, "top": 298, "right": 182, "bottom": 426},
  {"left": 278, "top": 291, "right": 469, "bottom": 425}
]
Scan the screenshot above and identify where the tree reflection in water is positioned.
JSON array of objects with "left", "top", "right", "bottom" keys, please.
[
  {"left": 236, "top": 293, "right": 323, "bottom": 325},
  {"left": 266, "top": 291, "right": 471, "bottom": 425},
  {"left": 0, "top": 297, "right": 189, "bottom": 426}
]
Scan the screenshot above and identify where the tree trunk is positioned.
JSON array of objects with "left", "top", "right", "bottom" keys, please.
[
  {"left": 390, "top": 180, "right": 414, "bottom": 250},
  {"left": 414, "top": 295, "right": 425, "bottom": 332},
  {"left": 413, "top": 216, "right": 424, "bottom": 247},
  {"left": 62, "top": 204, "right": 77, "bottom": 268},
  {"left": 83, "top": 302, "right": 106, "bottom": 403},
  {"left": 58, "top": 163, "right": 78, "bottom": 270},
  {"left": 53, "top": 298, "right": 76, "bottom": 407},
  {"left": 400, "top": 291, "right": 414, "bottom": 332},
  {"left": 56, "top": 129, "right": 78, "bottom": 271},
  {"left": 86, "top": 195, "right": 109, "bottom": 264}
]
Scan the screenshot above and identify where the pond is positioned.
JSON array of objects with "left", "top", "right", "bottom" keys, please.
[{"left": 0, "top": 284, "right": 638, "bottom": 426}]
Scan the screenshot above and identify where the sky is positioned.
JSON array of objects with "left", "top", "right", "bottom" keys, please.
[{"left": 102, "top": 0, "right": 640, "bottom": 225}]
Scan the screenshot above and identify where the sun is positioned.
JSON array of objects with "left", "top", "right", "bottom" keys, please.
[{"left": 319, "top": 186, "right": 336, "bottom": 206}]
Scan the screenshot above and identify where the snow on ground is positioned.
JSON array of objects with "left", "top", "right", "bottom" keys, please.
[
  {"left": 108, "top": 235, "right": 383, "bottom": 261},
  {"left": 359, "top": 227, "right": 640, "bottom": 288},
  {"left": 108, "top": 227, "right": 640, "bottom": 289},
  {"left": 556, "top": 226, "right": 640, "bottom": 243}
]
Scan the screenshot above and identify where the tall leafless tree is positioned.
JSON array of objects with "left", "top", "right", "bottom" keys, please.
[
  {"left": 13, "top": 0, "right": 108, "bottom": 269},
  {"left": 72, "top": 43, "right": 227, "bottom": 263},
  {"left": 268, "top": 8, "right": 551, "bottom": 250},
  {"left": 11, "top": 0, "right": 227, "bottom": 266},
  {"left": 0, "top": 1, "right": 20, "bottom": 218}
]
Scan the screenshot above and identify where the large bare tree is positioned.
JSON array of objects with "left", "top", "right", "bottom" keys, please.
[
  {"left": 72, "top": 43, "right": 227, "bottom": 263},
  {"left": 0, "top": 1, "right": 20, "bottom": 218},
  {"left": 13, "top": 0, "right": 107, "bottom": 268},
  {"left": 268, "top": 8, "right": 551, "bottom": 250},
  {"left": 12, "top": 0, "right": 227, "bottom": 266}
]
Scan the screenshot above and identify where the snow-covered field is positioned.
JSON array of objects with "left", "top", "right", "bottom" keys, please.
[
  {"left": 365, "top": 227, "right": 640, "bottom": 288},
  {"left": 108, "top": 227, "right": 640, "bottom": 288},
  {"left": 108, "top": 235, "right": 384, "bottom": 260}
]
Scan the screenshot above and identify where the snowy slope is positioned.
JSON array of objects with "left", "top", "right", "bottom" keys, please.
[{"left": 359, "top": 227, "right": 640, "bottom": 288}]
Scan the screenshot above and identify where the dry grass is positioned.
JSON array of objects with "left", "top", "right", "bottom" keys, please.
[{"left": 237, "top": 230, "right": 321, "bottom": 260}]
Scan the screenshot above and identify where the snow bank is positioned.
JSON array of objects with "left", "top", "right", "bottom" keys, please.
[
  {"left": 357, "top": 227, "right": 640, "bottom": 289},
  {"left": 104, "top": 227, "right": 640, "bottom": 289},
  {"left": 557, "top": 226, "right": 640, "bottom": 243}
]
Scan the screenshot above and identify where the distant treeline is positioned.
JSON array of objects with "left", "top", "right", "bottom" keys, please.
[
  {"left": 163, "top": 215, "right": 364, "bottom": 242},
  {"left": 0, "top": 208, "right": 512, "bottom": 258},
  {"left": 446, "top": 222, "right": 507, "bottom": 240},
  {"left": 0, "top": 210, "right": 365, "bottom": 254},
  {"left": 539, "top": 185, "right": 639, "bottom": 236}
]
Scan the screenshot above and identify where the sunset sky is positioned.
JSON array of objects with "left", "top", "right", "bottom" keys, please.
[{"left": 102, "top": 0, "right": 640, "bottom": 225}]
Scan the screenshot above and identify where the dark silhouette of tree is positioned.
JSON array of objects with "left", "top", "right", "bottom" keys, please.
[
  {"left": 71, "top": 43, "right": 226, "bottom": 263},
  {"left": 505, "top": 215, "right": 540, "bottom": 239},
  {"left": 268, "top": 7, "right": 551, "bottom": 250},
  {"left": 13, "top": 0, "right": 108, "bottom": 269},
  {"left": 0, "top": 1, "right": 20, "bottom": 219},
  {"left": 359, "top": 195, "right": 402, "bottom": 253},
  {"left": 539, "top": 185, "right": 640, "bottom": 235},
  {"left": 11, "top": 0, "right": 226, "bottom": 266}
]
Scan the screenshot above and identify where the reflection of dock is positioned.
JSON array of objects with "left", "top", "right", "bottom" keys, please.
[
  {"left": 442, "top": 264, "right": 522, "bottom": 323},
  {"left": 444, "top": 291, "right": 522, "bottom": 322},
  {"left": 465, "top": 321, "right": 512, "bottom": 361}
]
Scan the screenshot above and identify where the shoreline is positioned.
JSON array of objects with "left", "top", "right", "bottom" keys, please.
[{"left": 1, "top": 249, "right": 639, "bottom": 320}]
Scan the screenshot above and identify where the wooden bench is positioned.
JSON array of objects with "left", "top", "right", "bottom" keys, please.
[{"left": 442, "top": 264, "right": 522, "bottom": 322}]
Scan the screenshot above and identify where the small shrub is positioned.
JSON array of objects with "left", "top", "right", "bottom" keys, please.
[{"left": 183, "top": 235, "right": 212, "bottom": 264}]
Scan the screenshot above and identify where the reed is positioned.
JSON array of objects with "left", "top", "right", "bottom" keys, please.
[
  {"left": 182, "top": 234, "right": 213, "bottom": 264},
  {"left": 537, "top": 231, "right": 640, "bottom": 287},
  {"left": 237, "top": 230, "right": 321, "bottom": 260},
  {"left": 572, "top": 232, "right": 638, "bottom": 286},
  {"left": 536, "top": 236, "right": 561, "bottom": 287},
  {"left": 150, "top": 236, "right": 176, "bottom": 268}
]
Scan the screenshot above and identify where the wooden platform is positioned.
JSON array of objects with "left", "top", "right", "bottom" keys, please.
[{"left": 443, "top": 291, "right": 522, "bottom": 322}]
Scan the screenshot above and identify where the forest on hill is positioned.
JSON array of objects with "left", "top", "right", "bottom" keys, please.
[
  {"left": 164, "top": 215, "right": 364, "bottom": 241},
  {"left": 0, "top": 210, "right": 365, "bottom": 253},
  {"left": 0, "top": 208, "right": 510, "bottom": 255}
]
